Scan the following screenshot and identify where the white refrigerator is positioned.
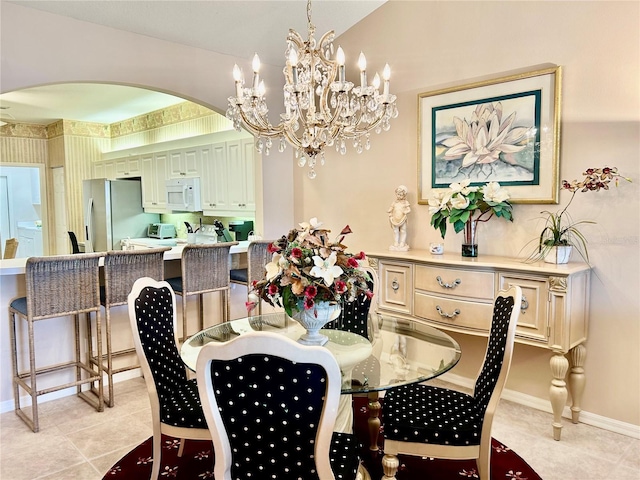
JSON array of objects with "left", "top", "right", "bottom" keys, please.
[{"left": 83, "top": 179, "right": 160, "bottom": 252}]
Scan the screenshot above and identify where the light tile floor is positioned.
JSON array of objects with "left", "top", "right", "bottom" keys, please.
[{"left": 1, "top": 377, "right": 638, "bottom": 480}]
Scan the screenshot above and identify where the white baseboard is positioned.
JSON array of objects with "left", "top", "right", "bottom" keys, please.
[
  {"left": 1, "top": 369, "right": 142, "bottom": 414},
  {"left": 3, "top": 369, "right": 639, "bottom": 440},
  {"left": 439, "top": 372, "right": 640, "bottom": 440}
]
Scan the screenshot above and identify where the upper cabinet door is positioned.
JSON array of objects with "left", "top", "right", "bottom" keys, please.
[
  {"left": 225, "top": 139, "right": 246, "bottom": 211},
  {"left": 201, "top": 142, "right": 229, "bottom": 211},
  {"left": 141, "top": 152, "right": 168, "bottom": 212},
  {"left": 94, "top": 160, "right": 116, "bottom": 180},
  {"left": 168, "top": 147, "right": 201, "bottom": 178},
  {"left": 115, "top": 156, "right": 141, "bottom": 178}
]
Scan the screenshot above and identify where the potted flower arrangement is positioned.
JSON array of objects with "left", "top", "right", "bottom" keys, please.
[
  {"left": 248, "top": 218, "right": 373, "bottom": 345},
  {"left": 528, "top": 166, "right": 631, "bottom": 264},
  {"left": 428, "top": 180, "right": 513, "bottom": 257}
]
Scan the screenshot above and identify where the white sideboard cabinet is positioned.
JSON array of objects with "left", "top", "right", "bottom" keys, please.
[{"left": 367, "top": 250, "right": 591, "bottom": 441}]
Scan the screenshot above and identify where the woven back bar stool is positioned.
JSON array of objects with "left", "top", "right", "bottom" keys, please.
[
  {"left": 165, "top": 242, "right": 238, "bottom": 340},
  {"left": 8, "top": 253, "right": 104, "bottom": 432},
  {"left": 230, "top": 240, "right": 273, "bottom": 314},
  {"left": 88, "top": 247, "right": 171, "bottom": 407}
]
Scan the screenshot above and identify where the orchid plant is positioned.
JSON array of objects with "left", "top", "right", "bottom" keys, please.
[
  {"left": 428, "top": 180, "right": 514, "bottom": 238},
  {"left": 528, "top": 167, "right": 632, "bottom": 263},
  {"left": 248, "top": 218, "right": 373, "bottom": 317}
]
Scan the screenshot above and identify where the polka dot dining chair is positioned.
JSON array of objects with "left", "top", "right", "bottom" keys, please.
[
  {"left": 196, "top": 330, "right": 370, "bottom": 480},
  {"left": 380, "top": 285, "right": 522, "bottom": 480},
  {"left": 128, "top": 277, "right": 212, "bottom": 480}
]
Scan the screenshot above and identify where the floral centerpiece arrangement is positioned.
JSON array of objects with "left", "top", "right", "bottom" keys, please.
[
  {"left": 527, "top": 166, "right": 631, "bottom": 263},
  {"left": 428, "top": 180, "right": 513, "bottom": 257},
  {"left": 248, "top": 218, "right": 373, "bottom": 322}
]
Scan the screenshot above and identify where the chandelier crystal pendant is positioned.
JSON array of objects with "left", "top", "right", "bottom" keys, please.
[{"left": 226, "top": 0, "right": 398, "bottom": 179}]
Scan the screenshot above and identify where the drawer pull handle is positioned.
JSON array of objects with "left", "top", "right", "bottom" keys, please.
[
  {"left": 521, "top": 295, "right": 529, "bottom": 314},
  {"left": 391, "top": 279, "right": 400, "bottom": 291},
  {"left": 436, "top": 305, "right": 460, "bottom": 319},
  {"left": 436, "top": 276, "right": 461, "bottom": 289}
]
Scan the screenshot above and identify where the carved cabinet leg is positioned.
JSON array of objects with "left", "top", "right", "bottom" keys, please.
[
  {"left": 367, "top": 391, "right": 382, "bottom": 451},
  {"left": 381, "top": 453, "right": 399, "bottom": 480},
  {"left": 569, "top": 343, "right": 586, "bottom": 424},
  {"left": 549, "top": 352, "right": 569, "bottom": 441}
]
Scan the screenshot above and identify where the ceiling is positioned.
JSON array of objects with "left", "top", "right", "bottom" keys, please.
[{"left": 0, "top": 0, "right": 384, "bottom": 126}]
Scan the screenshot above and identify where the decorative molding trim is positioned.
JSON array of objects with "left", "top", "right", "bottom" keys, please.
[
  {"left": 46, "top": 120, "right": 111, "bottom": 139},
  {"left": 1, "top": 101, "right": 222, "bottom": 141},
  {"left": 549, "top": 276, "right": 568, "bottom": 291},
  {"left": 0, "top": 123, "right": 47, "bottom": 139},
  {"left": 110, "top": 101, "right": 218, "bottom": 138}
]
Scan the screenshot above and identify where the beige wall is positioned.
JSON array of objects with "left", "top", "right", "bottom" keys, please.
[
  {"left": 1, "top": 1, "right": 638, "bottom": 428},
  {"left": 293, "top": 1, "right": 639, "bottom": 427}
]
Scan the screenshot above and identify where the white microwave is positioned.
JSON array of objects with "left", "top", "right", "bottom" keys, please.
[{"left": 166, "top": 177, "right": 202, "bottom": 212}]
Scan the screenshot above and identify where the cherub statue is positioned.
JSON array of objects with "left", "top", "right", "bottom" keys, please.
[{"left": 388, "top": 185, "right": 411, "bottom": 251}]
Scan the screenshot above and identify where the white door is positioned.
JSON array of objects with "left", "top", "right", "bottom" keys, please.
[{"left": 53, "top": 167, "right": 69, "bottom": 254}]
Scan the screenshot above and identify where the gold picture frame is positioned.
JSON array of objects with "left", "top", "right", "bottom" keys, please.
[{"left": 418, "top": 65, "right": 562, "bottom": 205}]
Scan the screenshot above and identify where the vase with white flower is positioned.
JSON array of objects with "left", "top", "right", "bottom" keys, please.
[
  {"left": 428, "top": 180, "right": 514, "bottom": 257},
  {"left": 248, "top": 218, "right": 373, "bottom": 345}
]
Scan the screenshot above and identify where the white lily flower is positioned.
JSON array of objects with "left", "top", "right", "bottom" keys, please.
[
  {"left": 265, "top": 253, "right": 283, "bottom": 280},
  {"left": 309, "top": 251, "right": 344, "bottom": 287},
  {"left": 298, "top": 217, "right": 323, "bottom": 231}
]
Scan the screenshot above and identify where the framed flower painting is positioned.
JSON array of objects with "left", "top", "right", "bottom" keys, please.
[{"left": 418, "top": 65, "right": 562, "bottom": 204}]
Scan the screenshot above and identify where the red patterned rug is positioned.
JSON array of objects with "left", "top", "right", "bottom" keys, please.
[{"left": 104, "top": 397, "right": 542, "bottom": 479}]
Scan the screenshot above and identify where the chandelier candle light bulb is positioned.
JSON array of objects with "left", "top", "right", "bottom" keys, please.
[
  {"left": 358, "top": 52, "right": 367, "bottom": 88},
  {"left": 251, "top": 53, "right": 261, "bottom": 90},
  {"left": 289, "top": 49, "right": 299, "bottom": 86},
  {"left": 383, "top": 64, "right": 391, "bottom": 100},
  {"left": 226, "top": 0, "right": 398, "bottom": 178},
  {"left": 336, "top": 46, "right": 346, "bottom": 83}
]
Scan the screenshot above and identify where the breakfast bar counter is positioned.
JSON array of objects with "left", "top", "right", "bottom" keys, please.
[
  {"left": 0, "top": 241, "right": 249, "bottom": 413},
  {"left": 0, "top": 240, "right": 250, "bottom": 276}
]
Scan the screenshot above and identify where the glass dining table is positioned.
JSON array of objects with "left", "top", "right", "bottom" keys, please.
[{"left": 180, "top": 311, "right": 461, "bottom": 450}]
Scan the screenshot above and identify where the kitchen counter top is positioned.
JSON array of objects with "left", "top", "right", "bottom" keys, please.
[{"left": 0, "top": 241, "right": 250, "bottom": 276}]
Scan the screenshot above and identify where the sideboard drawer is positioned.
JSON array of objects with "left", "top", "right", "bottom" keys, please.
[
  {"left": 414, "top": 292, "right": 493, "bottom": 331},
  {"left": 415, "top": 265, "right": 494, "bottom": 300},
  {"left": 379, "top": 261, "right": 413, "bottom": 314}
]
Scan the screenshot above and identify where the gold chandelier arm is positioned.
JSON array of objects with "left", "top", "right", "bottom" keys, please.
[{"left": 236, "top": 108, "right": 284, "bottom": 138}]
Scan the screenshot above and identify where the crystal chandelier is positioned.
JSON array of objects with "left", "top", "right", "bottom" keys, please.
[{"left": 226, "top": 0, "right": 398, "bottom": 179}]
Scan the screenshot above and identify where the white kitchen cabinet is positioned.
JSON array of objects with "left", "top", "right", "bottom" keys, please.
[
  {"left": 225, "top": 138, "right": 256, "bottom": 213},
  {"left": 93, "top": 160, "right": 116, "bottom": 180},
  {"left": 201, "top": 142, "right": 229, "bottom": 211},
  {"left": 202, "top": 138, "right": 255, "bottom": 216},
  {"left": 167, "top": 147, "right": 201, "bottom": 178},
  {"left": 141, "top": 152, "right": 168, "bottom": 212},
  {"left": 114, "top": 156, "right": 142, "bottom": 178}
]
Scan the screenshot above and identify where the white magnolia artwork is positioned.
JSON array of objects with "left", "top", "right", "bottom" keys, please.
[{"left": 388, "top": 185, "right": 411, "bottom": 251}]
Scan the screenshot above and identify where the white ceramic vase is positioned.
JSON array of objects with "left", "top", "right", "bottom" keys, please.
[
  {"left": 544, "top": 245, "right": 572, "bottom": 264},
  {"left": 291, "top": 301, "right": 341, "bottom": 346}
]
